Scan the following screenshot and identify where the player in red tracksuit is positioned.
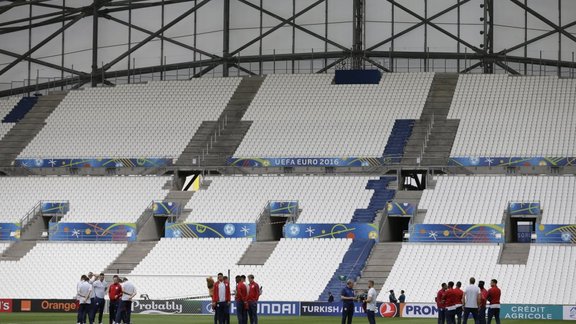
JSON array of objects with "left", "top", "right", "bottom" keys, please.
[
  {"left": 246, "top": 274, "right": 260, "bottom": 324},
  {"left": 443, "top": 281, "right": 458, "bottom": 324},
  {"left": 478, "top": 281, "right": 489, "bottom": 324},
  {"left": 235, "top": 275, "right": 248, "bottom": 324},
  {"left": 108, "top": 275, "right": 122, "bottom": 324},
  {"left": 487, "top": 279, "right": 501, "bottom": 324},
  {"left": 212, "top": 273, "right": 231, "bottom": 324},
  {"left": 454, "top": 282, "right": 464, "bottom": 324},
  {"left": 436, "top": 283, "right": 448, "bottom": 324}
]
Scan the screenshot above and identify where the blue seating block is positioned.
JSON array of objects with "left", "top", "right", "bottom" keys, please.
[
  {"left": 318, "top": 239, "right": 375, "bottom": 301},
  {"left": 2, "top": 96, "right": 38, "bottom": 123}
]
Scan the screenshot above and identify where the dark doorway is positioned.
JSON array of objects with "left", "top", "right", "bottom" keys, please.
[
  {"left": 509, "top": 218, "right": 535, "bottom": 243},
  {"left": 382, "top": 216, "right": 411, "bottom": 242}
]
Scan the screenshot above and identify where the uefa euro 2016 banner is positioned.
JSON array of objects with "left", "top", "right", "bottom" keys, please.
[
  {"left": 0, "top": 223, "right": 21, "bottom": 241},
  {"left": 410, "top": 224, "right": 505, "bottom": 243},
  {"left": 268, "top": 201, "right": 298, "bottom": 216},
  {"left": 15, "top": 158, "right": 172, "bottom": 169},
  {"left": 448, "top": 157, "right": 576, "bottom": 167},
  {"left": 227, "top": 157, "right": 389, "bottom": 167},
  {"left": 536, "top": 224, "right": 576, "bottom": 244},
  {"left": 152, "top": 201, "right": 181, "bottom": 216},
  {"left": 165, "top": 222, "right": 257, "bottom": 240},
  {"left": 40, "top": 201, "right": 69, "bottom": 215},
  {"left": 386, "top": 202, "right": 416, "bottom": 217},
  {"left": 283, "top": 223, "right": 379, "bottom": 240},
  {"left": 48, "top": 222, "right": 136, "bottom": 241},
  {"left": 509, "top": 202, "right": 541, "bottom": 216}
]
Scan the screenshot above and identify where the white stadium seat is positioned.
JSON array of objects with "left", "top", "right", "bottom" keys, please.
[
  {"left": 380, "top": 244, "right": 576, "bottom": 304},
  {"left": 420, "top": 175, "right": 576, "bottom": 224},
  {"left": 0, "top": 242, "right": 126, "bottom": 299},
  {"left": 18, "top": 79, "right": 241, "bottom": 159},
  {"left": 0, "top": 96, "right": 20, "bottom": 141},
  {"left": 449, "top": 75, "right": 576, "bottom": 157},
  {"left": 130, "top": 238, "right": 350, "bottom": 301},
  {"left": 235, "top": 73, "right": 434, "bottom": 157},
  {"left": 185, "top": 175, "right": 376, "bottom": 223},
  {"left": 0, "top": 176, "right": 170, "bottom": 223}
]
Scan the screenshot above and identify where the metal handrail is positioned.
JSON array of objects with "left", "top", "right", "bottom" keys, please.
[{"left": 20, "top": 201, "right": 42, "bottom": 229}]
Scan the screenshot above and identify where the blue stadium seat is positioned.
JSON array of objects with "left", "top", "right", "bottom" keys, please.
[
  {"left": 2, "top": 96, "right": 38, "bottom": 123},
  {"left": 318, "top": 239, "right": 375, "bottom": 301},
  {"left": 383, "top": 119, "right": 415, "bottom": 162},
  {"left": 351, "top": 177, "right": 396, "bottom": 223}
]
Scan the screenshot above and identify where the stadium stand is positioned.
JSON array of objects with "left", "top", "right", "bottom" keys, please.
[
  {"left": 130, "top": 238, "right": 350, "bottom": 301},
  {"left": 0, "top": 96, "right": 20, "bottom": 141},
  {"left": 18, "top": 78, "right": 241, "bottom": 159},
  {"left": 185, "top": 176, "right": 376, "bottom": 223},
  {"left": 449, "top": 75, "right": 576, "bottom": 157},
  {"left": 0, "top": 242, "right": 126, "bottom": 298},
  {"left": 234, "top": 73, "right": 434, "bottom": 157},
  {"left": 420, "top": 175, "right": 576, "bottom": 224},
  {"left": 351, "top": 176, "right": 396, "bottom": 223},
  {"left": 380, "top": 244, "right": 576, "bottom": 305},
  {"left": 0, "top": 176, "right": 170, "bottom": 223},
  {"left": 318, "top": 239, "right": 374, "bottom": 301},
  {"left": 2, "top": 96, "right": 38, "bottom": 123}
]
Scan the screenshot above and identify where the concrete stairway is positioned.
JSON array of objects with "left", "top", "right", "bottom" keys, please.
[
  {"left": 103, "top": 241, "right": 158, "bottom": 277},
  {"left": 176, "top": 76, "right": 264, "bottom": 167},
  {"left": 498, "top": 243, "right": 530, "bottom": 265},
  {"left": 0, "top": 92, "right": 66, "bottom": 167},
  {"left": 0, "top": 241, "right": 37, "bottom": 261},
  {"left": 137, "top": 179, "right": 196, "bottom": 240},
  {"left": 355, "top": 242, "right": 402, "bottom": 291},
  {"left": 237, "top": 241, "right": 278, "bottom": 265},
  {"left": 402, "top": 73, "right": 460, "bottom": 165}
]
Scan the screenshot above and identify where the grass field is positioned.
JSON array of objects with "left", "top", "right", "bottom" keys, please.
[{"left": 0, "top": 314, "right": 566, "bottom": 324}]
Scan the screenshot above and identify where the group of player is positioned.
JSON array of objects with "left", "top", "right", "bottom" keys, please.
[
  {"left": 436, "top": 278, "right": 501, "bottom": 324},
  {"left": 76, "top": 272, "right": 137, "bottom": 324},
  {"left": 208, "top": 273, "right": 261, "bottom": 324}
]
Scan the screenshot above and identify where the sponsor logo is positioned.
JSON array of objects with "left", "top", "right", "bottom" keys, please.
[
  {"left": 0, "top": 299, "right": 12, "bottom": 312},
  {"left": 205, "top": 302, "right": 215, "bottom": 314},
  {"left": 503, "top": 305, "right": 562, "bottom": 320},
  {"left": 379, "top": 303, "right": 397, "bottom": 318},
  {"left": 40, "top": 300, "right": 77, "bottom": 312},
  {"left": 132, "top": 300, "right": 183, "bottom": 314},
  {"left": 20, "top": 300, "right": 31, "bottom": 312},
  {"left": 563, "top": 306, "right": 576, "bottom": 320},
  {"left": 403, "top": 304, "right": 439, "bottom": 318},
  {"left": 300, "top": 302, "right": 367, "bottom": 317}
]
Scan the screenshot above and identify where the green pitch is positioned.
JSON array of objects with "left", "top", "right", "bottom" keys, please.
[{"left": 0, "top": 314, "right": 568, "bottom": 324}]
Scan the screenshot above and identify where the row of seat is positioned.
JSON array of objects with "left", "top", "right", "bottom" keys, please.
[
  {"left": 185, "top": 175, "right": 376, "bottom": 223},
  {"left": 381, "top": 244, "right": 576, "bottom": 304},
  {"left": 449, "top": 75, "right": 576, "bottom": 157},
  {"left": 0, "top": 176, "right": 170, "bottom": 223},
  {"left": 0, "top": 242, "right": 126, "bottom": 298},
  {"left": 235, "top": 73, "right": 434, "bottom": 157},
  {"left": 19, "top": 78, "right": 241, "bottom": 159},
  {"left": 131, "top": 238, "right": 350, "bottom": 301},
  {"left": 421, "top": 175, "right": 576, "bottom": 224}
]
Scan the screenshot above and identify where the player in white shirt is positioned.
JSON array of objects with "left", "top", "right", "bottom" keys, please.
[
  {"left": 77, "top": 275, "right": 93, "bottom": 324},
  {"left": 115, "top": 277, "right": 137, "bottom": 324},
  {"left": 91, "top": 273, "right": 108, "bottom": 324},
  {"left": 462, "top": 277, "right": 482, "bottom": 324},
  {"left": 365, "top": 280, "right": 378, "bottom": 324}
]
